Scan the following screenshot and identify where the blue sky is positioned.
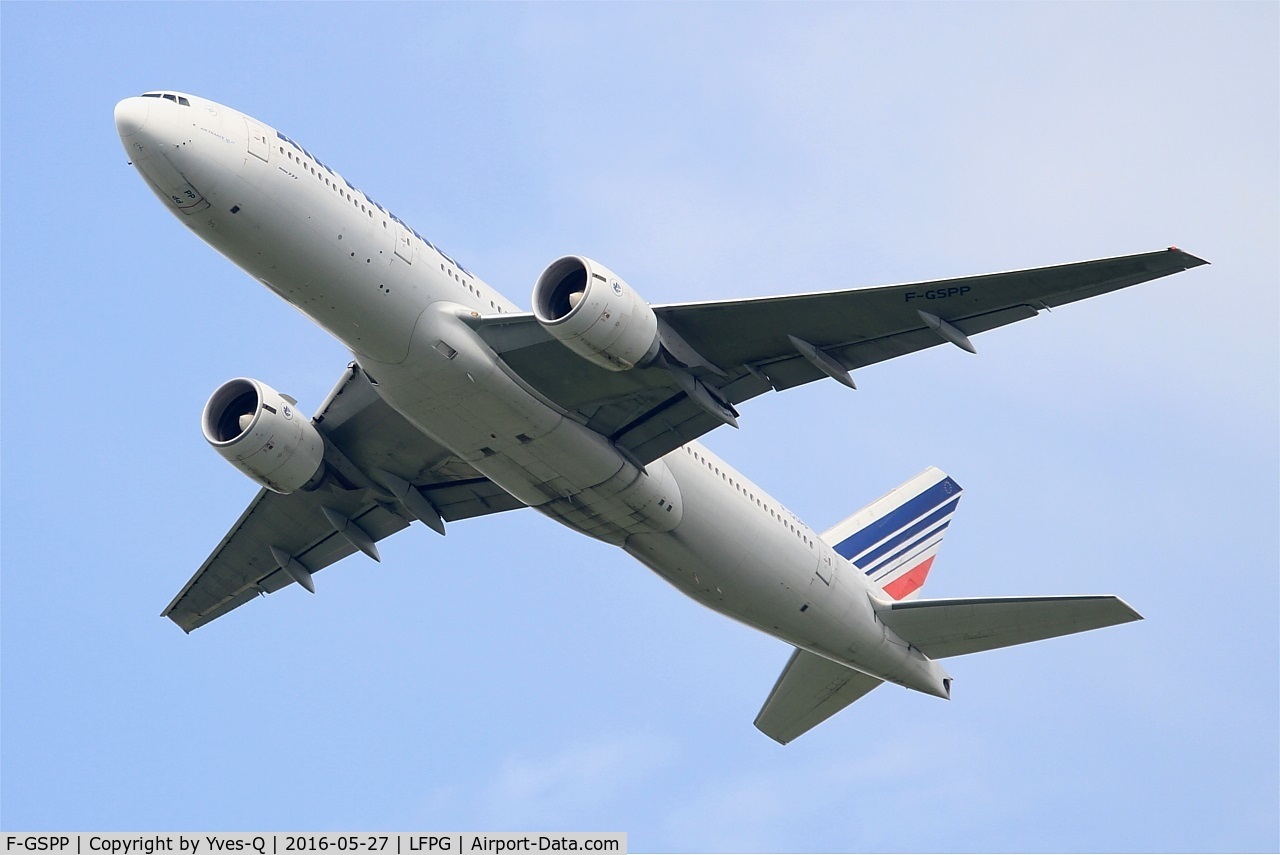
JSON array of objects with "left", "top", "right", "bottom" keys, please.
[{"left": 2, "top": 3, "right": 1276, "bottom": 851}]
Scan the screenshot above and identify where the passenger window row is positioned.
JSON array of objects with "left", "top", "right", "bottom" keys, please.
[
  {"left": 683, "top": 446, "right": 812, "bottom": 546},
  {"left": 272, "top": 132, "right": 511, "bottom": 315}
]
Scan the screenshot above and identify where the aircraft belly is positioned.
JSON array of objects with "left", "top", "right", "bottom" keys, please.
[{"left": 359, "top": 303, "right": 684, "bottom": 542}]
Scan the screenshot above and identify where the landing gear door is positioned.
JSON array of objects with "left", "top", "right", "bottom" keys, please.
[
  {"left": 245, "top": 120, "right": 270, "bottom": 163},
  {"left": 136, "top": 150, "right": 210, "bottom": 216},
  {"left": 394, "top": 223, "right": 414, "bottom": 264}
]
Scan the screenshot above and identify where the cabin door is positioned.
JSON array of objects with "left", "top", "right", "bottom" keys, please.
[
  {"left": 394, "top": 223, "right": 414, "bottom": 264},
  {"left": 245, "top": 120, "right": 270, "bottom": 162}
]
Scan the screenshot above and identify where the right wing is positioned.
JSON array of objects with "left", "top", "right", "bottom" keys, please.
[
  {"left": 754, "top": 648, "right": 885, "bottom": 745},
  {"left": 162, "top": 364, "right": 524, "bottom": 632},
  {"left": 473, "top": 248, "right": 1208, "bottom": 465}
]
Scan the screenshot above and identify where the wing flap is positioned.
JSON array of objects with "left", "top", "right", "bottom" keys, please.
[
  {"left": 754, "top": 648, "right": 884, "bottom": 745},
  {"left": 877, "top": 595, "right": 1143, "bottom": 659}
]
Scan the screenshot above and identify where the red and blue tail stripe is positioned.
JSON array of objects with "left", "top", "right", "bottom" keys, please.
[{"left": 820, "top": 467, "right": 962, "bottom": 601}]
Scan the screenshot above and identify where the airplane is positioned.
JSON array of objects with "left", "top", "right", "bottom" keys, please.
[{"left": 115, "top": 90, "right": 1207, "bottom": 744}]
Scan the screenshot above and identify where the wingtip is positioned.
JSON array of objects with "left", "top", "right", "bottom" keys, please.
[
  {"left": 1168, "top": 246, "right": 1210, "bottom": 268},
  {"left": 161, "top": 610, "right": 195, "bottom": 634},
  {"left": 1108, "top": 595, "right": 1144, "bottom": 623},
  {"left": 1125, "top": 606, "right": 1145, "bottom": 623},
  {"left": 752, "top": 715, "right": 793, "bottom": 745}
]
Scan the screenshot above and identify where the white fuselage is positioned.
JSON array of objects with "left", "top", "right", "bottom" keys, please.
[{"left": 116, "top": 92, "right": 950, "bottom": 698}]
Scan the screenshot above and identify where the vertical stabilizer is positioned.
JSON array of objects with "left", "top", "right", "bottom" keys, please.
[{"left": 820, "top": 467, "right": 962, "bottom": 600}]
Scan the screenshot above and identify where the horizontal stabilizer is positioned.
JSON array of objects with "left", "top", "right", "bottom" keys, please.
[
  {"left": 878, "top": 595, "right": 1142, "bottom": 659},
  {"left": 754, "top": 648, "right": 884, "bottom": 745}
]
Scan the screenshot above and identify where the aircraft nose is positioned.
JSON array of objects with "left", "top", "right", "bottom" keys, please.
[{"left": 114, "top": 97, "right": 150, "bottom": 138}]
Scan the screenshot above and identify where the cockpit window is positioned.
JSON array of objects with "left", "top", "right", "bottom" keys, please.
[{"left": 141, "top": 92, "right": 191, "bottom": 106}]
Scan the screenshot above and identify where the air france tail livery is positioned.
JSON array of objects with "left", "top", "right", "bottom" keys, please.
[{"left": 116, "top": 91, "right": 1207, "bottom": 743}]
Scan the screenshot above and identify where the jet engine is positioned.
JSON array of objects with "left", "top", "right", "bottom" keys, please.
[
  {"left": 533, "top": 256, "right": 661, "bottom": 371},
  {"left": 202, "top": 377, "right": 325, "bottom": 494}
]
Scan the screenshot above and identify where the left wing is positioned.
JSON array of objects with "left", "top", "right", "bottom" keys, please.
[
  {"left": 473, "top": 248, "right": 1207, "bottom": 464},
  {"left": 754, "top": 648, "right": 884, "bottom": 745},
  {"left": 162, "top": 365, "right": 524, "bottom": 632}
]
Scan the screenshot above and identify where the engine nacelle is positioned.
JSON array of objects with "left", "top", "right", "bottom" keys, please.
[
  {"left": 202, "top": 378, "right": 325, "bottom": 494},
  {"left": 532, "top": 256, "right": 661, "bottom": 371}
]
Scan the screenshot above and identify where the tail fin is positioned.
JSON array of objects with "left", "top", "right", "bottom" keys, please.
[{"left": 820, "top": 466, "right": 962, "bottom": 600}]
